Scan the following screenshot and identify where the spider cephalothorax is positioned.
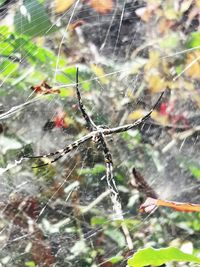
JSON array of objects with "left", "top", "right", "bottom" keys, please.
[{"left": 24, "top": 68, "right": 164, "bottom": 219}]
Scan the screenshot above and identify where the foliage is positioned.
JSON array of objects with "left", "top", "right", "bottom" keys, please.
[
  {"left": 128, "top": 247, "right": 200, "bottom": 267},
  {"left": 0, "top": 0, "right": 200, "bottom": 266}
]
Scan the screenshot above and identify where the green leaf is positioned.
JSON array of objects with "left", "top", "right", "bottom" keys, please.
[
  {"left": 175, "top": 65, "right": 183, "bottom": 75},
  {"left": 185, "top": 161, "right": 200, "bottom": 179},
  {"left": 109, "top": 255, "right": 124, "bottom": 264},
  {"left": 186, "top": 32, "right": 200, "bottom": 48},
  {"left": 0, "top": 26, "right": 10, "bottom": 37},
  {"left": 0, "top": 42, "right": 14, "bottom": 55},
  {"left": 105, "top": 227, "right": 126, "bottom": 248},
  {"left": 121, "top": 130, "right": 141, "bottom": 143},
  {"left": 14, "top": 0, "right": 57, "bottom": 36},
  {"left": 127, "top": 247, "right": 200, "bottom": 267},
  {"left": 188, "top": 165, "right": 200, "bottom": 179},
  {"left": 55, "top": 72, "right": 72, "bottom": 84},
  {"left": 159, "top": 33, "right": 180, "bottom": 49},
  {"left": 0, "top": 0, "right": 6, "bottom": 5},
  {"left": 25, "top": 261, "right": 36, "bottom": 267},
  {"left": 0, "top": 60, "right": 19, "bottom": 77},
  {"left": 91, "top": 216, "right": 107, "bottom": 226},
  {"left": 79, "top": 164, "right": 106, "bottom": 176}
]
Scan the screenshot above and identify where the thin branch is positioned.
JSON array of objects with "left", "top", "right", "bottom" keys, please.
[
  {"left": 81, "top": 189, "right": 110, "bottom": 214},
  {"left": 121, "top": 222, "right": 133, "bottom": 250},
  {"left": 162, "top": 125, "right": 200, "bottom": 153}
]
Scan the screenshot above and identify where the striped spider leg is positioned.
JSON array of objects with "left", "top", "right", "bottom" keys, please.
[
  {"left": 25, "top": 132, "right": 94, "bottom": 168},
  {"left": 95, "top": 131, "right": 123, "bottom": 219},
  {"left": 24, "top": 67, "right": 164, "bottom": 217},
  {"left": 24, "top": 67, "right": 96, "bottom": 168},
  {"left": 25, "top": 69, "right": 163, "bottom": 167},
  {"left": 101, "top": 91, "right": 164, "bottom": 136},
  {"left": 75, "top": 68, "right": 97, "bottom": 131},
  {"left": 76, "top": 69, "right": 122, "bottom": 217}
]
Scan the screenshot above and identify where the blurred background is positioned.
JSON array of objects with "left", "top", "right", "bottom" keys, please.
[{"left": 0, "top": 0, "right": 200, "bottom": 266}]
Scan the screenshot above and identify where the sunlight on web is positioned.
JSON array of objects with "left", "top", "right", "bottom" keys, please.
[{"left": 0, "top": 0, "right": 199, "bottom": 266}]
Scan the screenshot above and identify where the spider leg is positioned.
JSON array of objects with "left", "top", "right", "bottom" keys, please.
[
  {"left": 24, "top": 133, "right": 94, "bottom": 159},
  {"left": 32, "top": 154, "right": 64, "bottom": 168},
  {"left": 31, "top": 140, "right": 83, "bottom": 168},
  {"left": 24, "top": 145, "right": 75, "bottom": 159},
  {"left": 76, "top": 68, "right": 97, "bottom": 131},
  {"left": 96, "top": 132, "right": 123, "bottom": 219},
  {"left": 24, "top": 132, "right": 94, "bottom": 167},
  {"left": 104, "top": 91, "right": 165, "bottom": 135},
  {"left": 24, "top": 150, "right": 62, "bottom": 159},
  {"left": 152, "top": 91, "right": 165, "bottom": 110}
]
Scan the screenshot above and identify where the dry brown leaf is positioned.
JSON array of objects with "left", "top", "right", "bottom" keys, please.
[
  {"left": 145, "top": 51, "right": 160, "bottom": 70},
  {"left": 89, "top": 0, "right": 113, "bottom": 14},
  {"left": 91, "top": 64, "right": 109, "bottom": 84},
  {"left": 135, "top": 7, "right": 153, "bottom": 22},
  {"left": 32, "top": 235, "right": 54, "bottom": 267},
  {"left": 147, "top": 74, "right": 167, "bottom": 93},
  {"left": 144, "top": 51, "right": 168, "bottom": 92},
  {"left": 196, "top": 0, "right": 200, "bottom": 8},
  {"left": 135, "top": 2, "right": 162, "bottom": 22},
  {"left": 140, "top": 197, "right": 200, "bottom": 213},
  {"left": 180, "top": 0, "right": 193, "bottom": 13},
  {"left": 54, "top": 0, "right": 75, "bottom": 13},
  {"left": 128, "top": 109, "right": 146, "bottom": 121},
  {"left": 128, "top": 110, "right": 169, "bottom": 126},
  {"left": 151, "top": 110, "right": 169, "bottom": 126},
  {"left": 69, "top": 20, "right": 86, "bottom": 31},
  {"left": 158, "top": 18, "right": 175, "bottom": 34},
  {"left": 185, "top": 51, "right": 200, "bottom": 79}
]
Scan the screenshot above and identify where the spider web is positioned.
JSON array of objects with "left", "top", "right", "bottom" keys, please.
[{"left": 0, "top": 0, "right": 200, "bottom": 266}]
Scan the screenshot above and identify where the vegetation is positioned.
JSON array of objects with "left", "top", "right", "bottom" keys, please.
[{"left": 0, "top": 0, "right": 200, "bottom": 266}]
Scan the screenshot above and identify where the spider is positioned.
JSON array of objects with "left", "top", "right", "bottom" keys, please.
[{"left": 24, "top": 68, "right": 164, "bottom": 219}]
